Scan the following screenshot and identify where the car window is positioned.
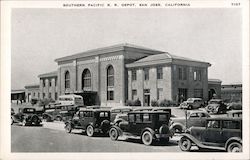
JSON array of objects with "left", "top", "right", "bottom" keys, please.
[
  {"left": 143, "top": 113, "right": 151, "bottom": 122},
  {"left": 222, "top": 120, "right": 241, "bottom": 129},
  {"left": 207, "top": 120, "right": 220, "bottom": 128},
  {"left": 190, "top": 113, "right": 199, "bottom": 118},
  {"left": 79, "top": 112, "right": 84, "bottom": 118},
  {"left": 100, "top": 112, "right": 109, "bottom": 117},
  {"left": 129, "top": 114, "right": 135, "bottom": 122},
  {"left": 159, "top": 114, "right": 167, "bottom": 121},
  {"left": 135, "top": 114, "right": 142, "bottom": 122}
]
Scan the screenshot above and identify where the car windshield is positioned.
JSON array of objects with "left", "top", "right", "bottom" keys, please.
[{"left": 23, "top": 108, "right": 35, "bottom": 113}]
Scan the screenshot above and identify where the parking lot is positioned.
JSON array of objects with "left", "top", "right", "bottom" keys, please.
[{"left": 11, "top": 103, "right": 231, "bottom": 152}]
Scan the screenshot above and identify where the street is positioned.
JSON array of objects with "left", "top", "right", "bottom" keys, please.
[{"left": 11, "top": 124, "right": 182, "bottom": 152}]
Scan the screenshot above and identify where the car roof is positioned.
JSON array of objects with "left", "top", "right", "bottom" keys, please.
[
  {"left": 129, "top": 110, "right": 170, "bottom": 114},
  {"left": 187, "top": 98, "right": 202, "bottom": 100},
  {"left": 79, "top": 107, "right": 110, "bottom": 112},
  {"left": 188, "top": 110, "right": 208, "bottom": 114},
  {"left": 110, "top": 106, "right": 132, "bottom": 111},
  {"left": 206, "top": 117, "right": 242, "bottom": 121},
  {"left": 209, "top": 99, "right": 222, "bottom": 101}
]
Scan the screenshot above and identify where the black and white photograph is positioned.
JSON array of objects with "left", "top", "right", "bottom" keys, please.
[{"left": 1, "top": 0, "right": 249, "bottom": 160}]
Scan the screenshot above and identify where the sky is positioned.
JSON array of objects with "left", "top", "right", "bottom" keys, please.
[{"left": 11, "top": 8, "right": 242, "bottom": 90}]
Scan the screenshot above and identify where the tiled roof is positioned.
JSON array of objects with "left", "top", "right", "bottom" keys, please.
[
  {"left": 55, "top": 43, "right": 163, "bottom": 62},
  {"left": 38, "top": 71, "right": 58, "bottom": 78},
  {"left": 126, "top": 53, "right": 211, "bottom": 68}
]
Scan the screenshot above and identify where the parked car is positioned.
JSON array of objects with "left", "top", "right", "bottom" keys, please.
[
  {"left": 169, "top": 110, "right": 210, "bottom": 133},
  {"left": 11, "top": 107, "right": 42, "bottom": 126},
  {"left": 178, "top": 117, "right": 242, "bottom": 152},
  {"left": 205, "top": 99, "right": 227, "bottom": 114},
  {"left": 110, "top": 106, "right": 133, "bottom": 123},
  {"left": 227, "top": 102, "right": 242, "bottom": 110},
  {"left": 227, "top": 110, "right": 242, "bottom": 118},
  {"left": 180, "top": 98, "right": 204, "bottom": 109},
  {"left": 42, "top": 104, "right": 79, "bottom": 122},
  {"left": 64, "top": 108, "right": 111, "bottom": 137},
  {"left": 109, "top": 110, "right": 173, "bottom": 145}
]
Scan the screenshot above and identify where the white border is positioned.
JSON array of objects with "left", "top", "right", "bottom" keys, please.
[{"left": 1, "top": 1, "right": 249, "bottom": 160}]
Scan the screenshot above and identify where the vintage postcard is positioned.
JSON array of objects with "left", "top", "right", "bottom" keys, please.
[{"left": 0, "top": 0, "right": 249, "bottom": 160}]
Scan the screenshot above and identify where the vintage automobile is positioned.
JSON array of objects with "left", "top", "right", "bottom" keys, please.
[
  {"left": 11, "top": 107, "right": 42, "bottom": 126},
  {"left": 64, "top": 108, "right": 111, "bottom": 137},
  {"left": 110, "top": 106, "right": 133, "bottom": 123},
  {"left": 205, "top": 99, "right": 227, "bottom": 114},
  {"left": 180, "top": 98, "right": 204, "bottom": 110},
  {"left": 227, "top": 102, "right": 242, "bottom": 110},
  {"left": 42, "top": 104, "right": 79, "bottom": 122},
  {"left": 169, "top": 110, "right": 210, "bottom": 133},
  {"left": 113, "top": 107, "right": 172, "bottom": 126},
  {"left": 178, "top": 117, "right": 242, "bottom": 152},
  {"left": 109, "top": 110, "right": 173, "bottom": 146},
  {"left": 227, "top": 110, "right": 242, "bottom": 118}
]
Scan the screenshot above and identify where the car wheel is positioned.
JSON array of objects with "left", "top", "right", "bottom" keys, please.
[
  {"left": 141, "top": 131, "right": 153, "bottom": 146},
  {"left": 179, "top": 136, "right": 192, "bottom": 151},
  {"left": 22, "top": 119, "right": 26, "bottom": 126},
  {"left": 65, "top": 123, "right": 72, "bottom": 133},
  {"left": 109, "top": 127, "right": 119, "bottom": 141},
  {"left": 86, "top": 125, "right": 94, "bottom": 137},
  {"left": 173, "top": 126, "right": 182, "bottom": 134},
  {"left": 227, "top": 142, "right": 242, "bottom": 152}
]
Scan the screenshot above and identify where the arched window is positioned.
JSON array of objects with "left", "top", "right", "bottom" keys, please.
[
  {"left": 82, "top": 69, "right": 91, "bottom": 90},
  {"left": 107, "top": 65, "right": 114, "bottom": 100},
  {"left": 65, "top": 71, "right": 70, "bottom": 89},
  {"left": 107, "top": 65, "right": 114, "bottom": 87}
]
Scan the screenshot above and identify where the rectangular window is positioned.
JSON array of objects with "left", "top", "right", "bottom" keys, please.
[
  {"left": 222, "top": 120, "right": 241, "bottom": 129},
  {"left": 33, "top": 92, "right": 35, "bottom": 97},
  {"left": 107, "top": 90, "right": 114, "bottom": 100},
  {"left": 49, "top": 92, "right": 51, "bottom": 98},
  {"left": 55, "top": 79, "right": 57, "bottom": 86},
  {"left": 129, "top": 114, "right": 135, "bottom": 122},
  {"left": 157, "top": 67, "right": 163, "bottom": 79},
  {"left": 49, "top": 80, "right": 52, "bottom": 87},
  {"left": 43, "top": 80, "right": 46, "bottom": 87},
  {"left": 194, "top": 69, "right": 202, "bottom": 81},
  {"left": 135, "top": 114, "right": 142, "bottom": 123},
  {"left": 132, "top": 70, "right": 137, "bottom": 81},
  {"left": 132, "top": 89, "right": 137, "bottom": 100},
  {"left": 144, "top": 68, "right": 149, "bottom": 80},
  {"left": 43, "top": 93, "right": 45, "bottom": 98},
  {"left": 157, "top": 88, "right": 163, "bottom": 100},
  {"left": 178, "top": 88, "right": 188, "bottom": 102},
  {"left": 143, "top": 113, "right": 151, "bottom": 122},
  {"left": 107, "top": 76, "right": 114, "bottom": 87},
  {"left": 178, "top": 67, "right": 187, "bottom": 80}
]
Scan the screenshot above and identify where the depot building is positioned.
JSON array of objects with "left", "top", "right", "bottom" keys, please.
[{"left": 25, "top": 43, "right": 211, "bottom": 107}]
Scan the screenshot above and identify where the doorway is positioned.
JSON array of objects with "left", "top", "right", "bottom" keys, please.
[{"left": 144, "top": 89, "right": 150, "bottom": 106}]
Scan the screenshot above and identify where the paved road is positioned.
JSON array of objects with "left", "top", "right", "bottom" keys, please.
[{"left": 11, "top": 125, "right": 181, "bottom": 152}]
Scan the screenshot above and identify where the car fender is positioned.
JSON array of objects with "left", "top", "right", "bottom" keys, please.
[
  {"left": 141, "top": 127, "right": 155, "bottom": 138},
  {"left": 180, "top": 133, "right": 204, "bottom": 147},
  {"left": 225, "top": 137, "right": 242, "bottom": 149},
  {"left": 110, "top": 125, "right": 123, "bottom": 136},
  {"left": 170, "top": 122, "right": 185, "bottom": 131},
  {"left": 42, "top": 113, "right": 53, "bottom": 118}
]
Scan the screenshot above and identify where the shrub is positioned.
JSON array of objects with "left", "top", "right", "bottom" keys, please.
[
  {"left": 125, "top": 99, "right": 141, "bottom": 106},
  {"left": 159, "top": 99, "right": 177, "bottom": 107},
  {"left": 133, "top": 98, "right": 141, "bottom": 106},
  {"left": 151, "top": 100, "right": 159, "bottom": 107}
]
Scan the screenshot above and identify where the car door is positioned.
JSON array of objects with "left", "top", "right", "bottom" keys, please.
[{"left": 201, "top": 120, "right": 223, "bottom": 146}]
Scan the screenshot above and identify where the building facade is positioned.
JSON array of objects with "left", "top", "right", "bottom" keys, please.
[
  {"left": 208, "top": 79, "right": 222, "bottom": 100},
  {"left": 38, "top": 71, "right": 58, "bottom": 101},
  {"left": 24, "top": 84, "right": 40, "bottom": 102},
  {"left": 221, "top": 84, "right": 242, "bottom": 102},
  {"left": 126, "top": 53, "right": 211, "bottom": 106},
  {"left": 23, "top": 43, "right": 212, "bottom": 107}
]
